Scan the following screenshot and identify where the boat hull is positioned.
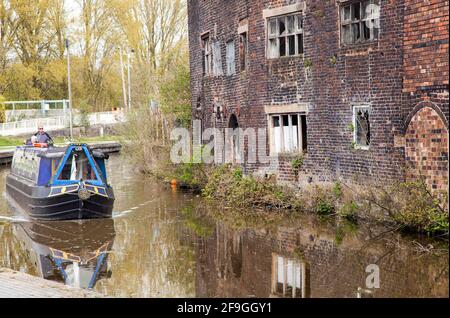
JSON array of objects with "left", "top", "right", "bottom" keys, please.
[{"left": 6, "top": 174, "right": 115, "bottom": 221}]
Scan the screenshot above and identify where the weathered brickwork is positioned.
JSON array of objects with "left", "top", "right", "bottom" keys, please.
[
  {"left": 402, "top": 0, "right": 449, "bottom": 192},
  {"left": 405, "top": 107, "right": 449, "bottom": 191},
  {"left": 187, "top": 0, "right": 449, "bottom": 190},
  {"left": 403, "top": 0, "right": 449, "bottom": 93}
]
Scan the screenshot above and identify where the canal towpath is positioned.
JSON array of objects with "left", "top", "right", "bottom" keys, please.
[{"left": 0, "top": 268, "right": 106, "bottom": 298}]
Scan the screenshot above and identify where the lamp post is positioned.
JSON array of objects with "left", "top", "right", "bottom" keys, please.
[
  {"left": 119, "top": 47, "right": 128, "bottom": 110},
  {"left": 127, "top": 49, "right": 134, "bottom": 111},
  {"left": 66, "top": 38, "right": 74, "bottom": 141}
]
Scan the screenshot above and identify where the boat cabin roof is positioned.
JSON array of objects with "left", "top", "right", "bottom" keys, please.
[{"left": 15, "top": 144, "right": 109, "bottom": 159}]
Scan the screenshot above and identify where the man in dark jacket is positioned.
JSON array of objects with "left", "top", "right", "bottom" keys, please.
[{"left": 34, "top": 126, "right": 54, "bottom": 145}]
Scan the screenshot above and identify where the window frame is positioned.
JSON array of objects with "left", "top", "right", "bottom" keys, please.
[
  {"left": 271, "top": 254, "right": 307, "bottom": 298},
  {"left": 269, "top": 113, "right": 307, "bottom": 155},
  {"left": 202, "top": 34, "right": 212, "bottom": 76},
  {"left": 212, "top": 40, "right": 223, "bottom": 76},
  {"left": 353, "top": 105, "right": 371, "bottom": 150},
  {"left": 239, "top": 32, "right": 248, "bottom": 72},
  {"left": 226, "top": 39, "right": 236, "bottom": 76},
  {"left": 267, "top": 12, "right": 304, "bottom": 59},
  {"left": 340, "top": 0, "right": 380, "bottom": 46}
]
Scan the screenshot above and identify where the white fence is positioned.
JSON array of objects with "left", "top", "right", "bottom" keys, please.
[
  {"left": 0, "top": 111, "right": 125, "bottom": 136},
  {"left": 85, "top": 111, "right": 126, "bottom": 126}
]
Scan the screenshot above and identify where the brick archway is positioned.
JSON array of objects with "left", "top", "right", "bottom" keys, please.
[{"left": 405, "top": 107, "right": 449, "bottom": 191}]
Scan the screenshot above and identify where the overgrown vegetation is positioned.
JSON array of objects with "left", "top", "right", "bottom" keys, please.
[
  {"left": 200, "top": 165, "right": 448, "bottom": 237},
  {"left": 203, "top": 165, "right": 302, "bottom": 210},
  {"left": 119, "top": 54, "right": 193, "bottom": 186},
  {"left": 291, "top": 154, "right": 305, "bottom": 176},
  {"left": 360, "top": 179, "right": 449, "bottom": 236}
]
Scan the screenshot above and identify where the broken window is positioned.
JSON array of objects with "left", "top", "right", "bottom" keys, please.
[
  {"left": 341, "top": 0, "right": 380, "bottom": 45},
  {"left": 226, "top": 40, "right": 236, "bottom": 75},
  {"left": 354, "top": 106, "right": 371, "bottom": 148},
  {"left": 212, "top": 41, "right": 223, "bottom": 76},
  {"left": 239, "top": 32, "right": 248, "bottom": 71},
  {"left": 271, "top": 114, "right": 307, "bottom": 154},
  {"left": 267, "top": 13, "right": 304, "bottom": 59},
  {"left": 202, "top": 35, "right": 212, "bottom": 76}
]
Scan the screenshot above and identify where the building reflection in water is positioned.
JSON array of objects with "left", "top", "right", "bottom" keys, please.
[
  {"left": 13, "top": 219, "right": 115, "bottom": 290},
  {"left": 271, "top": 254, "right": 310, "bottom": 298}
]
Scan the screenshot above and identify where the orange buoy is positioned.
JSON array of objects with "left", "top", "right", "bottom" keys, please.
[{"left": 171, "top": 179, "right": 177, "bottom": 186}]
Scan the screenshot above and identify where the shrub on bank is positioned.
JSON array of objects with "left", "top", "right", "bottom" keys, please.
[
  {"left": 203, "top": 166, "right": 448, "bottom": 236},
  {"left": 203, "top": 165, "right": 303, "bottom": 210},
  {"left": 392, "top": 181, "right": 448, "bottom": 235},
  {"left": 361, "top": 179, "right": 449, "bottom": 236}
]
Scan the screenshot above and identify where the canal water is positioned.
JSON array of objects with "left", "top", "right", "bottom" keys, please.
[{"left": 0, "top": 155, "right": 448, "bottom": 298}]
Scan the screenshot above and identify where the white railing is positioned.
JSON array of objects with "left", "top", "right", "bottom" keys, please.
[
  {"left": 86, "top": 111, "right": 126, "bottom": 126},
  {"left": 0, "top": 116, "right": 66, "bottom": 136},
  {"left": 0, "top": 111, "right": 126, "bottom": 136}
]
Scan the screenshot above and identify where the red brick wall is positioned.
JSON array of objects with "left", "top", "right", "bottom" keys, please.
[
  {"left": 402, "top": 0, "right": 449, "bottom": 191},
  {"left": 403, "top": 0, "right": 449, "bottom": 92},
  {"left": 188, "top": 0, "right": 449, "bottom": 189},
  {"left": 405, "top": 107, "right": 449, "bottom": 191}
]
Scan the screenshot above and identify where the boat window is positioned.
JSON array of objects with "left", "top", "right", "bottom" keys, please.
[{"left": 58, "top": 151, "right": 98, "bottom": 181}]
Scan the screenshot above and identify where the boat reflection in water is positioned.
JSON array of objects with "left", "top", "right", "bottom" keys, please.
[{"left": 13, "top": 218, "right": 115, "bottom": 290}]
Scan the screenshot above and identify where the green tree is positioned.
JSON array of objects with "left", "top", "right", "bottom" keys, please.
[{"left": 159, "top": 51, "right": 191, "bottom": 128}]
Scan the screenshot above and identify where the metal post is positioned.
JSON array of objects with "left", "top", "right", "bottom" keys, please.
[
  {"left": 66, "top": 39, "right": 74, "bottom": 141},
  {"left": 127, "top": 49, "right": 132, "bottom": 111},
  {"left": 119, "top": 47, "right": 128, "bottom": 110}
]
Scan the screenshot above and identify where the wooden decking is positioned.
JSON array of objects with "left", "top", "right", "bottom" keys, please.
[{"left": 0, "top": 268, "right": 105, "bottom": 298}]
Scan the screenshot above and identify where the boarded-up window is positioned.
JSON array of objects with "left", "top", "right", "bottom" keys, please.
[
  {"left": 226, "top": 40, "right": 236, "bottom": 75},
  {"left": 267, "top": 13, "right": 304, "bottom": 59},
  {"left": 212, "top": 41, "right": 223, "bottom": 76},
  {"left": 271, "top": 114, "right": 307, "bottom": 154},
  {"left": 353, "top": 106, "right": 371, "bottom": 149},
  {"left": 341, "top": 0, "right": 380, "bottom": 45}
]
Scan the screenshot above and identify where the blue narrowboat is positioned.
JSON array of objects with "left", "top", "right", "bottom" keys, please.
[
  {"left": 14, "top": 219, "right": 115, "bottom": 289},
  {"left": 6, "top": 144, "right": 115, "bottom": 220}
]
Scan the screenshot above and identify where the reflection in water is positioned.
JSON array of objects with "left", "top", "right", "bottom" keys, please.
[
  {"left": 271, "top": 254, "right": 310, "bottom": 298},
  {"left": 0, "top": 155, "right": 448, "bottom": 298},
  {"left": 12, "top": 219, "right": 115, "bottom": 289},
  {"left": 193, "top": 220, "right": 448, "bottom": 298}
]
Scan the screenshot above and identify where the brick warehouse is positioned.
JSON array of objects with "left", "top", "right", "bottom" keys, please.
[{"left": 187, "top": 0, "right": 449, "bottom": 191}]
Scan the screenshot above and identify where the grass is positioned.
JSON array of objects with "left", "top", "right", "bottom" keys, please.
[
  {"left": 0, "top": 137, "right": 23, "bottom": 147},
  {"left": 0, "top": 135, "right": 120, "bottom": 147}
]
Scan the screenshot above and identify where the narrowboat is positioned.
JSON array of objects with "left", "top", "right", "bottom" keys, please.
[
  {"left": 14, "top": 219, "right": 115, "bottom": 289},
  {"left": 6, "top": 144, "right": 115, "bottom": 221}
]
